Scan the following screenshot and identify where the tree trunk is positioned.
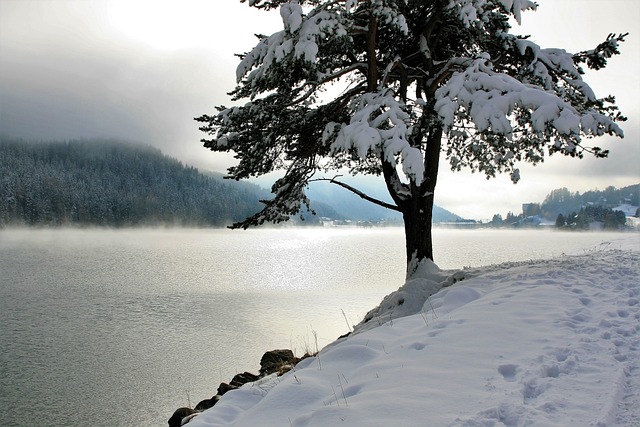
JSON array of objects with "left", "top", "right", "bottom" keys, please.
[
  {"left": 402, "top": 126, "right": 442, "bottom": 279},
  {"left": 403, "top": 193, "right": 435, "bottom": 278}
]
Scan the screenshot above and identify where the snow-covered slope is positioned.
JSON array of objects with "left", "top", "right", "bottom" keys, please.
[
  {"left": 614, "top": 204, "right": 638, "bottom": 217},
  {"left": 187, "top": 236, "right": 639, "bottom": 427}
]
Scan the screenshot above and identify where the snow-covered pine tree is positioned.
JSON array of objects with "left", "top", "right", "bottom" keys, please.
[{"left": 196, "top": 0, "right": 626, "bottom": 277}]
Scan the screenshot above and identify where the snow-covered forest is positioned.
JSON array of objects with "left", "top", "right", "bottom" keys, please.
[
  {"left": 0, "top": 138, "right": 269, "bottom": 227},
  {"left": 542, "top": 185, "right": 639, "bottom": 219}
]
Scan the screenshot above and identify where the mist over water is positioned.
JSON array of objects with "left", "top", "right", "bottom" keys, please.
[{"left": 0, "top": 227, "right": 632, "bottom": 426}]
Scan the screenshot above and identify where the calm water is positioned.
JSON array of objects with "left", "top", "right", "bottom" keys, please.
[{"left": 0, "top": 227, "right": 635, "bottom": 426}]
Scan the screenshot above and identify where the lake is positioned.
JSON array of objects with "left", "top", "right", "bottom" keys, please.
[{"left": 0, "top": 227, "right": 635, "bottom": 426}]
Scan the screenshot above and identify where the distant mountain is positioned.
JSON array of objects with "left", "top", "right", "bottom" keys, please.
[
  {"left": 306, "top": 179, "right": 462, "bottom": 223},
  {"left": 0, "top": 138, "right": 268, "bottom": 227}
]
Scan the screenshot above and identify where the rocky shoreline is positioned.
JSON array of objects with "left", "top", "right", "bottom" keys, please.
[{"left": 168, "top": 349, "right": 307, "bottom": 426}]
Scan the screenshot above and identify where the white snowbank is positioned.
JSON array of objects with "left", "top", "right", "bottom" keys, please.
[{"left": 188, "top": 235, "right": 639, "bottom": 427}]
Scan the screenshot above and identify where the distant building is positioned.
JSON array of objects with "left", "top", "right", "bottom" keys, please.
[{"left": 522, "top": 203, "right": 540, "bottom": 218}]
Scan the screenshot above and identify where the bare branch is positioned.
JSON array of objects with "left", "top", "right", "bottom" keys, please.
[{"left": 310, "top": 176, "right": 402, "bottom": 212}]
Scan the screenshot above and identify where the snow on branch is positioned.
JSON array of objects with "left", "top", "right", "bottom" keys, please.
[
  {"left": 235, "top": 31, "right": 288, "bottom": 83},
  {"left": 514, "top": 39, "right": 597, "bottom": 101},
  {"left": 370, "top": 0, "right": 409, "bottom": 34},
  {"left": 280, "top": 1, "right": 303, "bottom": 33},
  {"left": 231, "top": 161, "right": 315, "bottom": 229},
  {"left": 434, "top": 55, "right": 624, "bottom": 139},
  {"left": 497, "top": 0, "right": 537, "bottom": 25},
  {"left": 235, "top": 2, "right": 350, "bottom": 86},
  {"left": 327, "top": 91, "right": 425, "bottom": 183},
  {"left": 448, "top": 0, "right": 537, "bottom": 27}
]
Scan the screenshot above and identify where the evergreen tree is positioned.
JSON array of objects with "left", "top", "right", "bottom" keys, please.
[
  {"left": 197, "top": 0, "right": 626, "bottom": 276},
  {"left": 505, "top": 211, "right": 521, "bottom": 225}
]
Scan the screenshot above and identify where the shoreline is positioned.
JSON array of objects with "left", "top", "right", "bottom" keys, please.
[{"left": 169, "top": 241, "right": 639, "bottom": 426}]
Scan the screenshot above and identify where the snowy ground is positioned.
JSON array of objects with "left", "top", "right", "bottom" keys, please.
[{"left": 187, "top": 235, "right": 639, "bottom": 427}]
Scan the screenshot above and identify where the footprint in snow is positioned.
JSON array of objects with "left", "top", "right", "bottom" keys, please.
[{"left": 497, "top": 364, "right": 519, "bottom": 382}]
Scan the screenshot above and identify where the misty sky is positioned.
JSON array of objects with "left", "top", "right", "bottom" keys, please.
[{"left": 1, "top": 0, "right": 638, "bottom": 219}]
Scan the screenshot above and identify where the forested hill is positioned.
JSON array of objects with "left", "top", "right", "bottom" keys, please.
[
  {"left": 0, "top": 139, "right": 272, "bottom": 227},
  {"left": 541, "top": 184, "right": 639, "bottom": 219},
  {"left": 0, "top": 138, "right": 462, "bottom": 227}
]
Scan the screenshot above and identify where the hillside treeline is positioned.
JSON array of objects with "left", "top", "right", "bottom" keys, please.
[
  {"left": 555, "top": 205, "right": 627, "bottom": 230},
  {"left": 541, "top": 185, "right": 639, "bottom": 219},
  {"left": 0, "top": 138, "right": 268, "bottom": 227},
  {"left": 489, "top": 184, "right": 637, "bottom": 228}
]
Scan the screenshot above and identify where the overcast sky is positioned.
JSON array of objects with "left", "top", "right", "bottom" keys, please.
[{"left": 1, "top": 0, "right": 638, "bottom": 219}]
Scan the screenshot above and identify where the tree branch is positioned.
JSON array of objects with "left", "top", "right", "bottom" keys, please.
[
  {"left": 310, "top": 176, "right": 402, "bottom": 212},
  {"left": 381, "top": 159, "right": 411, "bottom": 208},
  {"left": 427, "top": 57, "right": 473, "bottom": 93}
]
